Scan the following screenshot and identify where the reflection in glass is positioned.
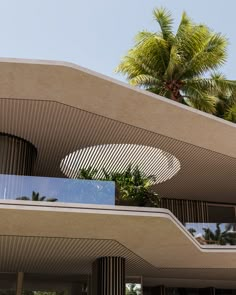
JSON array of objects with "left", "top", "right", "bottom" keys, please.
[
  {"left": 23, "top": 291, "right": 68, "bottom": 295},
  {"left": 186, "top": 223, "right": 236, "bottom": 245},
  {"left": 0, "top": 174, "right": 115, "bottom": 205},
  {"left": 126, "top": 283, "right": 141, "bottom": 295}
]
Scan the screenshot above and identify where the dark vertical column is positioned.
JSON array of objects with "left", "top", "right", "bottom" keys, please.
[
  {"left": 92, "top": 257, "right": 125, "bottom": 295},
  {"left": 16, "top": 272, "right": 24, "bottom": 295},
  {"left": 0, "top": 133, "right": 37, "bottom": 175}
]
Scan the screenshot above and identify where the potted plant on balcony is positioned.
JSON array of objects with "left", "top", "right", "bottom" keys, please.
[{"left": 77, "top": 164, "right": 160, "bottom": 207}]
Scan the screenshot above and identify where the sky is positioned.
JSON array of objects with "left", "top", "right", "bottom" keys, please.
[{"left": 0, "top": 0, "right": 235, "bottom": 81}]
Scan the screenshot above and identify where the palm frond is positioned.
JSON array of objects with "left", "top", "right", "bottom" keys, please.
[
  {"left": 129, "top": 74, "right": 162, "bottom": 87},
  {"left": 32, "top": 191, "right": 39, "bottom": 201},
  {"left": 16, "top": 196, "right": 30, "bottom": 200},
  {"left": 183, "top": 76, "right": 236, "bottom": 94},
  {"left": 78, "top": 167, "right": 98, "bottom": 179},
  {"left": 153, "top": 8, "right": 173, "bottom": 41},
  {"left": 164, "top": 11, "right": 195, "bottom": 79},
  {"left": 147, "top": 86, "right": 170, "bottom": 98},
  {"left": 224, "top": 103, "right": 236, "bottom": 122},
  {"left": 183, "top": 86, "right": 216, "bottom": 114},
  {"left": 46, "top": 198, "right": 58, "bottom": 202},
  {"left": 179, "top": 32, "right": 228, "bottom": 79},
  {"left": 212, "top": 74, "right": 236, "bottom": 93},
  {"left": 179, "top": 11, "right": 192, "bottom": 27},
  {"left": 116, "top": 33, "right": 169, "bottom": 81},
  {"left": 134, "top": 30, "right": 156, "bottom": 44}
]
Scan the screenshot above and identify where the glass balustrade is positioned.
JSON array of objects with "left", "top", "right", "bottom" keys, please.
[
  {"left": 185, "top": 222, "right": 236, "bottom": 246},
  {"left": 0, "top": 174, "right": 115, "bottom": 205}
]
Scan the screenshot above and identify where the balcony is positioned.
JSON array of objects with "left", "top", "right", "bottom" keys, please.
[
  {"left": 0, "top": 174, "right": 115, "bottom": 205},
  {"left": 1, "top": 173, "right": 236, "bottom": 247}
]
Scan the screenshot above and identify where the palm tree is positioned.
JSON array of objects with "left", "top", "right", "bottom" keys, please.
[
  {"left": 202, "top": 223, "right": 236, "bottom": 245},
  {"left": 16, "top": 191, "right": 57, "bottom": 202},
  {"left": 116, "top": 8, "right": 236, "bottom": 114},
  {"left": 188, "top": 228, "right": 196, "bottom": 236}
]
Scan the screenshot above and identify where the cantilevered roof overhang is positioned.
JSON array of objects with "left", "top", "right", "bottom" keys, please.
[
  {"left": 0, "top": 58, "right": 236, "bottom": 202},
  {"left": 1, "top": 201, "right": 236, "bottom": 288}
]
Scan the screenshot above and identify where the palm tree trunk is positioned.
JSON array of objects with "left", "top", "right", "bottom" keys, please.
[
  {"left": 171, "top": 92, "right": 179, "bottom": 101},
  {"left": 170, "top": 91, "right": 182, "bottom": 103}
]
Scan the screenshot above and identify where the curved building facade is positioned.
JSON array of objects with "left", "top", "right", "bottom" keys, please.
[
  {"left": 0, "top": 133, "right": 37, "bottom": 175},
  {"left": 0, "top": 58, "right": 236, "bottom": 294}
]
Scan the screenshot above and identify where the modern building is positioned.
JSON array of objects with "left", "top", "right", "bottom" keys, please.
[{"left": 0, "top": 58, "right": 236, "bottom": 294}]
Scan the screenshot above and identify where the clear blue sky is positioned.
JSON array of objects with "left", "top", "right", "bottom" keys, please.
[{"left": 0, "top": 0, "right": 235, "bottom": 81}]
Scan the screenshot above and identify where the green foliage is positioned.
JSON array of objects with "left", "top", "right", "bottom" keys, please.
[
  {"left": 16, "top": 191, "right": 58, "bottom": 202},
  {"left": 77, "top": 167, "right": 98, "bottom": 179},
  {"left": 203, "top": 223, "right": 236, "bottom": 245},
  {"left": 103, "top": 164, "right": 159, "bottom": 207},
  {"left": 126, "top": 283, "right": 141, "bottom": 295},
  {"left": 116, "top": 7, "right": 236, "bottom": 115},
  {"left": 78, "top": 165, "right": 160, "bottom": 207},
  {"left": 224, "top": 104, "right": 236, "bottom": 122}
]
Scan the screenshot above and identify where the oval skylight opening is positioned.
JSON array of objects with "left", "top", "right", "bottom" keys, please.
[{"left": 60, "top": 144, "right": 181, "bottom": 184}]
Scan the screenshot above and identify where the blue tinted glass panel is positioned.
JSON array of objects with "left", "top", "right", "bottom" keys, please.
[{"left": 0, "top": 174, "right": 115, "bottom": 205}]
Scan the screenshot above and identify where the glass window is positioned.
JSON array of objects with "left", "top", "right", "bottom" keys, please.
[
  {"left": 216, "top": 289, "right": 236, "bottom": 294},
  {"left": 0, "top": 273, "right": 17, "bottom": 294},
  {"left": 208, "top": 205, "right": 235, "bottom": 223}
]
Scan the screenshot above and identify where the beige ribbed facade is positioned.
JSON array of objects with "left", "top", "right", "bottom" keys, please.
[
  {"left": 0, "top": 59, "right": 236, "bottom": 292},
  {"left": 0, "top": 59, "right": 235, "bottom": 203}
]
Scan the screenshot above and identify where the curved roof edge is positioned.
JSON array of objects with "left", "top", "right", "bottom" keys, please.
[
  {"left": 0, "top": 57, "right": 235, "bottom": 158},
  {"left": 0, "top": 57, "right": 234, "bottom": 126}
]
